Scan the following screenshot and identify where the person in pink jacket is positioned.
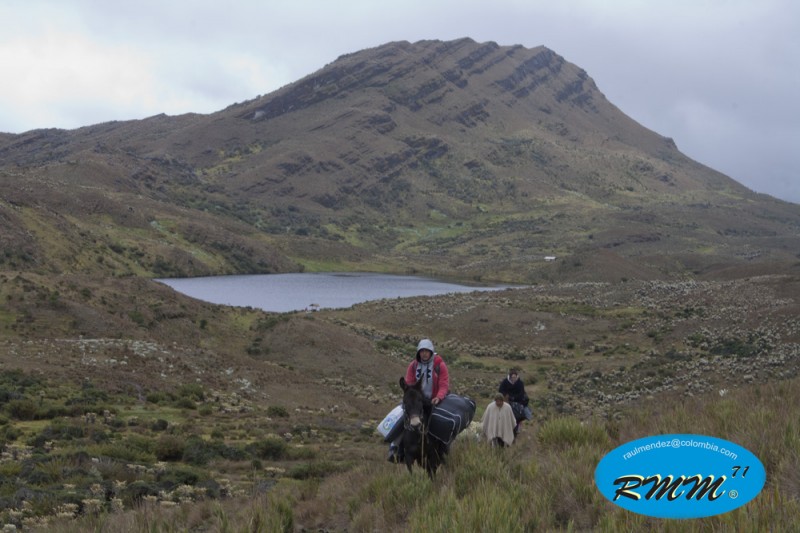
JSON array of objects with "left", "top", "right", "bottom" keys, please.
[{"left": 404, "top": 338, "right": 450, "bottom": 406}]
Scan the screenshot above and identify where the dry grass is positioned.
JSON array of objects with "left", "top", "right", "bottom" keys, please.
[
  {"left": 22, "top": 376, "right": 800, "bottom": 532},
  {"left": 1, "top": 266, "right": 799, "bottom": 530}
]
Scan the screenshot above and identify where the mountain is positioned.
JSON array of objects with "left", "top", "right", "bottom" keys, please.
[{"left": 1, "top": 38, "right": 799, "bottom": 283}]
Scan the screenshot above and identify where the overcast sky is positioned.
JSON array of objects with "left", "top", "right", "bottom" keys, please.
[{"left": 1, "top": 0, "right": 798, "bottom": 204}]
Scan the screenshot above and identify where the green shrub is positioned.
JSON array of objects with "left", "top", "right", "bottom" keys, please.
[
  {"left": 41, "top": 404, "right": 75, "bottom": 418},
  {"left": 287, "top": 460, "right": 339, "bottom": 479},
  {"left": 121, "top": 480, "right": 160, "bottom": 506},
  {"left": 266, "top": 405, "right": 289, "bottom": 418},
  {"left": 0, "top": 461, "right": 22, "bottom": 477},
  {"left": 31, "top": 419, "right": 86, "bottom": 443},
  {"left": 249, "top": 437, "right": 287, "bottom": 460},
  {"left": 287, "top": 446, "right": 316, "bottom": 460},
  {"left": 0, "top": 388, "right": 12, "bottom": 403},
  {"left": 710, "top": 336, "right": 764, "bottom": 358},
  {"left": 128, "top": 310, "right": 146, "bottom": 326},
  {"left": 6, "top": 399, "right": 41, "bottom": 420},
  {"left": 182, "top": 436, "right": 215, "bottom": 466},
  {"left": 0, "top": 425, "right": 20, "bottom": 442},
  {"left": 125, "top": 434, "right": 156, "bottom": 454},
  {"left": 0, "top": 369, "right": 42, "bottom": 392},
  {"left": 253, "top": 315, "right": 290, "bottom": 331},
  {"left": 198, "top": 478, "right": 222, "bottom": 499},
  {"left": 157, "top": 465, "right": 201, "bottom": 488},
  {"left": 70, "top": 382, "right": 109, "bottom": 404},
  {"left": 155, "top": 434, "right": 185, "bottom": 461},
  {"left": 151, "top": 419, "right": 169, "bottom": 431},
  {"left": 178, "top": 383, "right": 205, "bottom": 401},
  {"left": 162, "top": 435, "right": 246, "bottom": 467},
  {"left": 91, "top": 436, "right": 156, "bottom": 463},
  {"left": 89, "top": 429, "right": 112, "bottom": 444},
  {"left": 146, "top": 392, "right": 169, "bottom": 404},
  {"left": 175, "top": 397, "right": 196, "bottom": 410}
]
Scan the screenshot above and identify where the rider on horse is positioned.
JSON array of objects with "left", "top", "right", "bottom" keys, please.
[{"left": 388, "top": 338, "right": 450, "bottom": 462}]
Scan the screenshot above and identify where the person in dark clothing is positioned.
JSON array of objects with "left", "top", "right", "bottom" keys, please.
[{"left": 498, "top": 368, "right": 532, "bottom": 434}]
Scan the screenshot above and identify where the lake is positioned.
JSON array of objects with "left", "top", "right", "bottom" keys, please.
[{"left": 156, "top": 272, "right": 516, "bottom": 313}]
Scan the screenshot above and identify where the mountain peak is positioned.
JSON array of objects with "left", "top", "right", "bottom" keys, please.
[
  {"left": 1, "top": 38, "right": 798, "bottom": 282},
  {"left": 242, "top": 39, "right": 579, "bottom": 123}
]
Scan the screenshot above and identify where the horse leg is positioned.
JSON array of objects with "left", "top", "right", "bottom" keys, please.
[
  {"left": 404, "top": 446, "right": 417, "bottom": 473},
  {"left": 426, "top": 457, "right": 436, "bottom": 478},
  {"left": 403, "top": 433, "right": 418, "bottom": 473},
  {"left": 422, "top": 444, "right": 437, "bottom": 478}
]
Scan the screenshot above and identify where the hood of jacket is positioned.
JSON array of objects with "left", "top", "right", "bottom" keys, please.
[{"left": 416, "top": 338, "right": 435, "bottom": 361}]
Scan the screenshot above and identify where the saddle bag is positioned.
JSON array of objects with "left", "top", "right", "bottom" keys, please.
[
  {"left": 379, "top": 394, "right": 477, "bottom": 445},
  {"left": 428, "top": 394, "right": 476, "bottom": 446},
  {"left": 378, "top": 404, "right": 404, "bottom": 442},
  {"left": 510, "top": 401, "right": 526, "bottom": 422}
]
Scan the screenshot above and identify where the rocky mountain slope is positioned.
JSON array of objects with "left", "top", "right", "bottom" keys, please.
[{"left": 2, "top": 38, "right": 799, "bottom": 283}]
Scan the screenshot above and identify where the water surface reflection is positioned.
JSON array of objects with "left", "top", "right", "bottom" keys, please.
[{"left": 156, "top": 272, "right": 516, "bottom": 313}]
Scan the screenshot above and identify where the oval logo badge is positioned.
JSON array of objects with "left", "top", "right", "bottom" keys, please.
[{"left": 594, "top": 434, "right": 765, "bottom": 519}]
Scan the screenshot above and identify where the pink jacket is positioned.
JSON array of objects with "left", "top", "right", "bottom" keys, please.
[{"left": 404, "top": 354, "right": 450, "bottom": 402}]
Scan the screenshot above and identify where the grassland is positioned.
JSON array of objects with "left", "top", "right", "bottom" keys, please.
[
  {"left": 0, "top": 270, "right": 798, "bottom": 530},
  {"left": 7, "top": 374, "right": 800, "bottom": 532}
]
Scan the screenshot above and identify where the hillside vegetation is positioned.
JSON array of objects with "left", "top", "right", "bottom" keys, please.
[
  {"left": 0, "top": 38, "right": 799, "bottom": 531},
  {"left": 0, "top": 270, "right": 798, "bottom": 530},
  {"left": 2, "top": 39, "right": 799, "bottom": 282}
]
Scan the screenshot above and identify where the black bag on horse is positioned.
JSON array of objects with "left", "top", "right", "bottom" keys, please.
[
  {"left": 382, "top": 394, "right": 476, "bottom": 446},
  {"left": 427, "top": 394, "right": 476, "bottom": 446},
  {"left": 510, "top": 401, "right": 526, "bottom": 423}
]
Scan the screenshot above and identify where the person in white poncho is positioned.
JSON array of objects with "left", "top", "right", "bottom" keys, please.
[{"left": 480, "top": 393, "right": 517, "bottom": 447}]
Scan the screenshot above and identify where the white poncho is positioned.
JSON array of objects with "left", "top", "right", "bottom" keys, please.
[{"left": 480, "top": 401, "right": 517, "bottom": 446}]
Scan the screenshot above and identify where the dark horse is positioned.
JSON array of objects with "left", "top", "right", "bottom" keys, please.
[{"left": 399, "top": 377, "right": 447, "bottom": 477}]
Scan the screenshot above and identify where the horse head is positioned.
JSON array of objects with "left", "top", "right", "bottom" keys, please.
[{"left": 399, "top": 376, "right": 425, "bottom": 431}]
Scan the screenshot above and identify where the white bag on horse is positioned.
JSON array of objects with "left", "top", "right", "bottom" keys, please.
[{"left": 377, "top": 404, "right": 404, "bottom": 438}]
